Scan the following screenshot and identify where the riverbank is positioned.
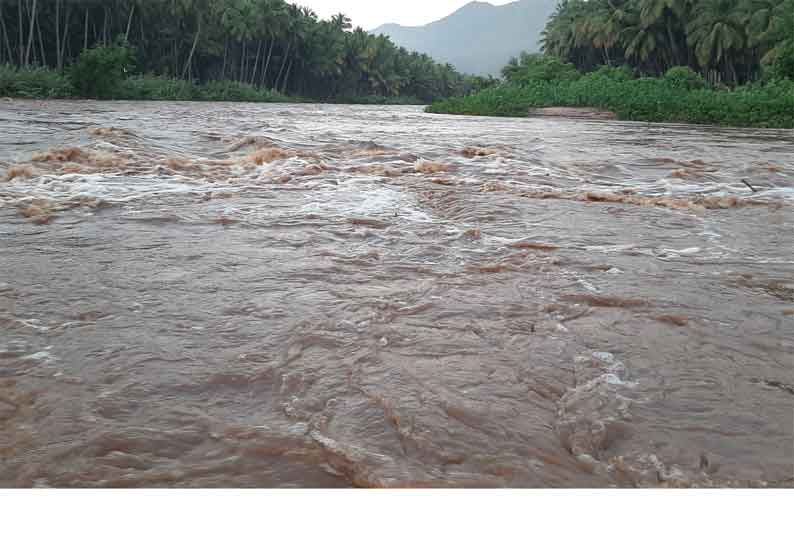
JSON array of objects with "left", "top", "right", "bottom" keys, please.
[
  {"left": 0, "top": 66, "right": 426, "bottom": 105},
  {"left": 426, "top": 69, "right": 794, "bottom": 129}
]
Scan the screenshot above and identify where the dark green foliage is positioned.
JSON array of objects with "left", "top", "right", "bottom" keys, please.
[
  {"left": 542, "top": 0, "right": 794, "bottom": 86},
  {"left": 590, "top": 65, "right": 634, "bottom": 82},
  {"left": 467, "top": 75, "right": 502, "bottom": 94},
  {"left": 502, "top": 53, "right": 581, "bottom": 85},
  {"left": 118, "top": 77, "right": 200, "bottom": 102},
  {"left": 770, "top": 42, "right": 794, "bottom": 81},
  {"left": 329, "top": 95, "right": 426, "bottom": 105},
  {"left": 0, "top": 65, "right": 72, "bottom": 98},
  {"left": 664, "top": 67, "right": 708, "bottom": 90},
  {"left": 0, "top": 0, "right": 472, "bottom": 103},
  {"left": 427, "top": 68, "right": 794, "bottom": 128},
  {"left": 198, "top": 80, "right": 292, "bottom": 103},
  {"left": 69, "top": 44, "right": 135, "bottom": 99}
]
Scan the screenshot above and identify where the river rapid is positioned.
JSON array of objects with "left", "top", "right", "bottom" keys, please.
[{"left": 1, "top": 100, "right": 792, "bottom": 488}]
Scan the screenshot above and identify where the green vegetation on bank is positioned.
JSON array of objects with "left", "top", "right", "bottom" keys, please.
[
  {"left": 0, "top": 0, "right": 477, "bottom": 103},
  {"left": 427, "top": 57, "right": 794, "bottom": 127},
  {"left": 0, "top": 61, "right": 293, "bottom": 103},
  {"left": 428, "top": 0, "right": 794, "bottom": 127}
]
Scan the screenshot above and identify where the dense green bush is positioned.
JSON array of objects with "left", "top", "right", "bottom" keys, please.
[
  {"left": 664, "top": 67, "right": 707, "bottom": 90},
  {"left": 589, "top": 65, "right": 634, "bottom": 82},
  {"left": 0, "top": 65, "right": 73, "bottom": 98},
  {"left": 502, "top": 53, "right": 581, "bottom": 85},
  {"left": 427, "top": 68, "right": 794, "bottom": 128},
  {"left": 118, "top": 76, "right": 198, "bottom": 101},
  {"left": 0, "top": 69, "right": 293, "bottom": 104},
  {"left": 330, "top": 95, "right": 425, "bottom": 105},
  {"left": 770, "top": 42, "right": 794, "bottom": 81},
  {"left": 70, "top": 43, "right": 136, "bottom": 99},
  {"left": 198, "top": 80, "right": 290, "bottom": 103}
]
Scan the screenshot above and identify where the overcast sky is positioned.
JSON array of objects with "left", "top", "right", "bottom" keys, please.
[{"left": 298, "top": 1, "right": 514, "bottom": 30}]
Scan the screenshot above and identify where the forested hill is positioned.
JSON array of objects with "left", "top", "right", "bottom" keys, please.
[
  {"left": 371, "top": 0, "right": 559, "bottom": 76},
  {"left": 0, "top": 0, "right": 473, "bottom": 102}
]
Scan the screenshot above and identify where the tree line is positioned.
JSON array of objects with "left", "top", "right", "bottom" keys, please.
[
  {"left": 0, "top": 0, "right": 474, "bottom": 101},
  {"left": 541, "top": 0, "right": 794, "bottom": 85}
]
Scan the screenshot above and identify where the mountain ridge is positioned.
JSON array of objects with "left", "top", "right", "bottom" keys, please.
[{"left": 370, "top": 0, "right": 558, "bottom": 76}]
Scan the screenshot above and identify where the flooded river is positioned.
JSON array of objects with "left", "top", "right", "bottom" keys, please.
[{"left": 1, "top": 101, "right": 792, "bottom": 488}]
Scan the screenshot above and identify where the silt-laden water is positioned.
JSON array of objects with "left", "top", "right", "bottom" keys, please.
[{"left": 1, "top": 101, "right": 792, "bottom": 487}]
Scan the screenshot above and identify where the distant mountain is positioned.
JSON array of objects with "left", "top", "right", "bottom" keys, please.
[{"left": 371, "top": 0, "right": 559, "bottom": 76}]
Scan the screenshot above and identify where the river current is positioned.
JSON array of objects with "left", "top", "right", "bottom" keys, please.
[{"left": 1, "top": 101, "right": 792, "bottom": 487}]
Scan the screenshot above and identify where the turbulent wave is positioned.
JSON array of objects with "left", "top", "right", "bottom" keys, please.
[{"left": 1, "top": 101, "right": 793, "bottom": 488}]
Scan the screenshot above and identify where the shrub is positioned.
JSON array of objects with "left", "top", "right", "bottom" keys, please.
[
  {"left": 770, "top": 42, "right": 794, "bottom": 81},
  {"left": 427, "top": 63, "right": 794, "bottom": 128},
  {"left": 502, "top": 52, "right": 580, "bottom": 85},
  {"left": 119, "top": 76, "right": 198, "bottom": 101},
  {"left": 590, "top": 65, "right": 634, "bottom": 82},
  {"left": 70, "top": 43, "right": 135, "bottom": 99},
  {"left": 664, "top": 66, "right": 707, "bottom": 90},
  {"left": 199, "top": 80, "right": 287, "bottom": 102},
  {"left": 0, "top": 64, "right": 73, "bottom": 98}
]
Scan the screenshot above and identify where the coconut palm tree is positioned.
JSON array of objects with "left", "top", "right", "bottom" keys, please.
[{"left": 686, "top": 0, "right": 746, "bottom": 82}]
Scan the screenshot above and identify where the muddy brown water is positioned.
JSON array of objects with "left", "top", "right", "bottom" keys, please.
[{"left": 1, "top": 100, "right": 793, "bottom": 488}]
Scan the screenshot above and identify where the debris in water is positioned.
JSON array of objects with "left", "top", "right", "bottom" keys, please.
[
  {"left": 509, "top": 240, "right": 560, "bottom": 251},
  {"left": 481, "top": 181, "right": 509, "bottom": 192},
  {"left": 653, "top": 315, "right": 690, "bottom": 327},
  {"left": 31, "top": 147, "right": 122, "bottom": 168},
  {"left": 414, "top": 160, "right": 451, "bottom": 174},
  {"left": 296, "top": 163, "right": 330, "bottom": 176},
  {"left": 462, "top": 146, "right": 499, "bottom": 158},
  {"left": 90, "top": 127, "right": 134, "bottom": 138},
  {"left": 348, "top": 217, "right": 389, "bottom": 229},
  {"left": 18, "top": 200, "right": 56, "bottom": 224},
  {"left": 463, "top": 228, "right": 482, "bottom": 240},
  {"left": 348, "top": 165, "right": 401, "bottom": 177},
  {"left": 351, "top": 143, "right": 395, "bottom": 157},
  {"left": 4, "top": 166, "right": 34, "bottom": 182},
  {"left": 750, "top": 378, "right": 794, "bottom": 396},
  {"left": 562, "top": 294, "right": 648, "bottom": 308},
  {"left": 247, "top": 147, "right": 295, "bottom": 165}
]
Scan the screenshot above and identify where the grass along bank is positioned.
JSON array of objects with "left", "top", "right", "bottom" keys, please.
[
  {"left": 426, "top": 58, "right": 794, "bottom": 129},
  {"left": 0, "top": 64, "right": 294, "bottom": 103},
  {"left": 0, "top": 64, "right": 428, "bottom": 105}
]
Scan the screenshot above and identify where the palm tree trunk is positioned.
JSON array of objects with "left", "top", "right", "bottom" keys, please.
[
  {"left": 249, "top": 40, "right": 262, "bottom": 85},
  {"left": 274, "top": 39, "right": 291, "bottom": 91},
  {"left": 55, "top": 0, "right": 61, "bottom": 69},
  {"left": 0, "top": 4, "right": 11, "bottom": 66},
  {"left": 262, "top": 38, "right": 274, "bottom": 87},
  {"left": 36, "top": 10, "right": 45, "bottom": 66},
  {"left": 84, "top": 7, "right": 89, "bottom": 51},
  {"left": 24, "top": 0, "right": 37, "bottom": 67},
  {"left": 221, "top": 38, "right": 228, "bottom": 79},
  {"left": 125, "top": 4, "right": 136, "bottom": 42},
  {"left": 281, "top": 58, "right": 293, "bottom": 94},
  {"left": 102, "top": 7, "right": 108, "bottom": 46},
  {"left": 239, "top": 41, "right": 246, "bottom": 82},
  {"left": 182, "top": 16, "right": 201, "bottom": 80},
  {"left": 18, "top": 0, "right": 23, "bottom": 66},
  {"left": 173, "top": 40, "right": 178, "bottom": 77},
  {"left": 59, "top": 6, "right": 71, "bottom": 72}
]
